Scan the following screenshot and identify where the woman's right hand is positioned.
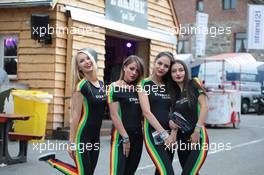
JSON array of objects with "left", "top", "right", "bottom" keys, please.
[
  {"left": 170, "top": 129, "right": 177, "bottom": 143},
  {"left": 68, "top": 145, "right": 76, "bottom": 160},
  {"left": 164, "top": 135, "right": 174, "bottom": 148},
  {"left": 68, "top": 139, "right": 76, "bottom": 160},
  {"left": 169, "top": 120, "right": 180, "bottom": 130}
]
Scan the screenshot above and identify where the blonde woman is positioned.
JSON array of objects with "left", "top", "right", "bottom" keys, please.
[{"left": 39, "top": 48, "right": 106, "bottom": 175}]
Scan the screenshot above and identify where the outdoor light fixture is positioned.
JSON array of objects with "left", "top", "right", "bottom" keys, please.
[
  {"left": 31, "top": 13, "right": 52, "bottom": 44},
  {"left": 126, "top": 42, "right": 132, "bottom": 48}
]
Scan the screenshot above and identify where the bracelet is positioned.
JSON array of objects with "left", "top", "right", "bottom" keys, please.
[
  {"left": 160, "top": 131, "right": 169, "bottom": 141},
  {"left": 195, "top": 123, "right": 203, "bottom": 129},
  {"left": 122, "top": 136, "right": 130, "bottom": 144}
]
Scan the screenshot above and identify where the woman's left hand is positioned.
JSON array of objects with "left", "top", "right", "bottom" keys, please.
[
  {"left": 190, "top": 130, "right": 200, "bottom": 143},
  {"left": 123, "top": 141, "right": 130, "bottom": 157}
]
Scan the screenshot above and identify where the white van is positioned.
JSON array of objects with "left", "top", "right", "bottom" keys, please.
[
  {"left": 257, "top": 61, "right": 264, "bottom": 94},
  {"left": 196, "top": 53, "right": 262, "bottom": 114}
]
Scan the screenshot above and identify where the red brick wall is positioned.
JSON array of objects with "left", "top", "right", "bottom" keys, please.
[
  {"left": 173, "top": 0, "right": 248, "bottom": 24},
  {"left": 173, "top": 0, "right": 197, "bottom": 24}
]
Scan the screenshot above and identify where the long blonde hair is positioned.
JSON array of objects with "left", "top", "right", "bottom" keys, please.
[{"left": 71, "top": 48, "right": 98, "bottom": 94}]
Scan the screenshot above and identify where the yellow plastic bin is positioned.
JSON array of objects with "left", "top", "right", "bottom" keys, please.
[{"left": 11, "top": 90, "right": 53, "bottom": 142}]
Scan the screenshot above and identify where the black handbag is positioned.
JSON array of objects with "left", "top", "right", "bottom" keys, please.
[{"left": 169, "top": 112, "right": 192, "bottom": 133}]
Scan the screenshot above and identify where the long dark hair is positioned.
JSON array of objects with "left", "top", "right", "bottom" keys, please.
[
  {"left": 167, "top": 59, "right": 200, "bottom": 111},
  {"left": 119, "top": 55, "right": 145, "bottom": 85},
  {"left": 154, "top": 51, "right": 174, "bottom": 85}
]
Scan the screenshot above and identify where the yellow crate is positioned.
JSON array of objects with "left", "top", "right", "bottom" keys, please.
[{"left": 11, "top": 90, "right": 52, "bottom": 142}]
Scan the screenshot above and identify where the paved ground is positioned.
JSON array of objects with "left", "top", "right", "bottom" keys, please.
[{"left": 1, "top": 114, "right": 264, "bottom": 175}]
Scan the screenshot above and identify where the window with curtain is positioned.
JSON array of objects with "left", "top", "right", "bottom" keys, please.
[
  {"left": 235, "top": 32, "right": 247, "bottom": 53},
  {"left": 0, "top": 36, "right": 18, "bottom": 78},
  {"left": 177, "top": 40, "right": 190, "bottom": 54},
  {"left": 196, "top": 0, "right": 204, "bottom": 12}
]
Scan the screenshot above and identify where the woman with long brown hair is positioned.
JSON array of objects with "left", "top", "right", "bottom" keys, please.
[
  {"left": 138, "top": 51, "right": 176, "bottom": 175},
  {"left": 168, "top": 59, "right": 209, "bottom": 175},
  {"left": 108, "top": 55, "right": 145, "bottom": 175}
]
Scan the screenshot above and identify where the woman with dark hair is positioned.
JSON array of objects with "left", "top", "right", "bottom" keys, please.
[
  {"left": 168, "top": 59, "right": 209, "bottom": 175},
  {"left": 107, "top": 55, "right": 145, "bottom": 175},
  {"left": 39, "top": 48, "right": 106, "bottom": 175},
  {"left": 138, "top": 51, "right": 176, "bottom": 175}
]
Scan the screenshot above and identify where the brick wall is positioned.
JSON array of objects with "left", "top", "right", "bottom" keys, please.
[{"left": 173, "top": 0, "right": 264, "bottom": 61}]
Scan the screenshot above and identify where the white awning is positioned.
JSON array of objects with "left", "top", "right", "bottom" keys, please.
[
  {"left": 197, "top": 53, "right": 258, "bottom": 74},
  {"left": 66, "top": 5, "right": 177, "bottom": 45},
  {"left": 0, "top": 0, "right": 54, "bottom": 8}
]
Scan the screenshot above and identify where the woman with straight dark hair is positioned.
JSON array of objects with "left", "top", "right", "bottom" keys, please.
[
  {"left": 138, "top": 51, "right": 176, "bottom": 175},
  {"left": 167, "top": 59, "right": 209, "bottom": 175},
  {"left": 107, "top": 55, "right": 145, "bottom": 175}
]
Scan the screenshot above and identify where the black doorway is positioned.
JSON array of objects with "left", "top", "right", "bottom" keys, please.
[{"left": 104, "top": 35, "right": 137, "bottom": 85}]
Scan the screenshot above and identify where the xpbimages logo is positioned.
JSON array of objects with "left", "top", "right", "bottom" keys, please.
[
  {"left": 32, "top": 24, "right": 99, "bottom": 38},
  {"left": 32, "top": 140, "right": 100, "bottom": 154},
  {"left": 103, "top": 84, "right": 166, "bottom": 95},
  {"left": 164, "top": 141, "right": 232, "bottom": 153}
]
